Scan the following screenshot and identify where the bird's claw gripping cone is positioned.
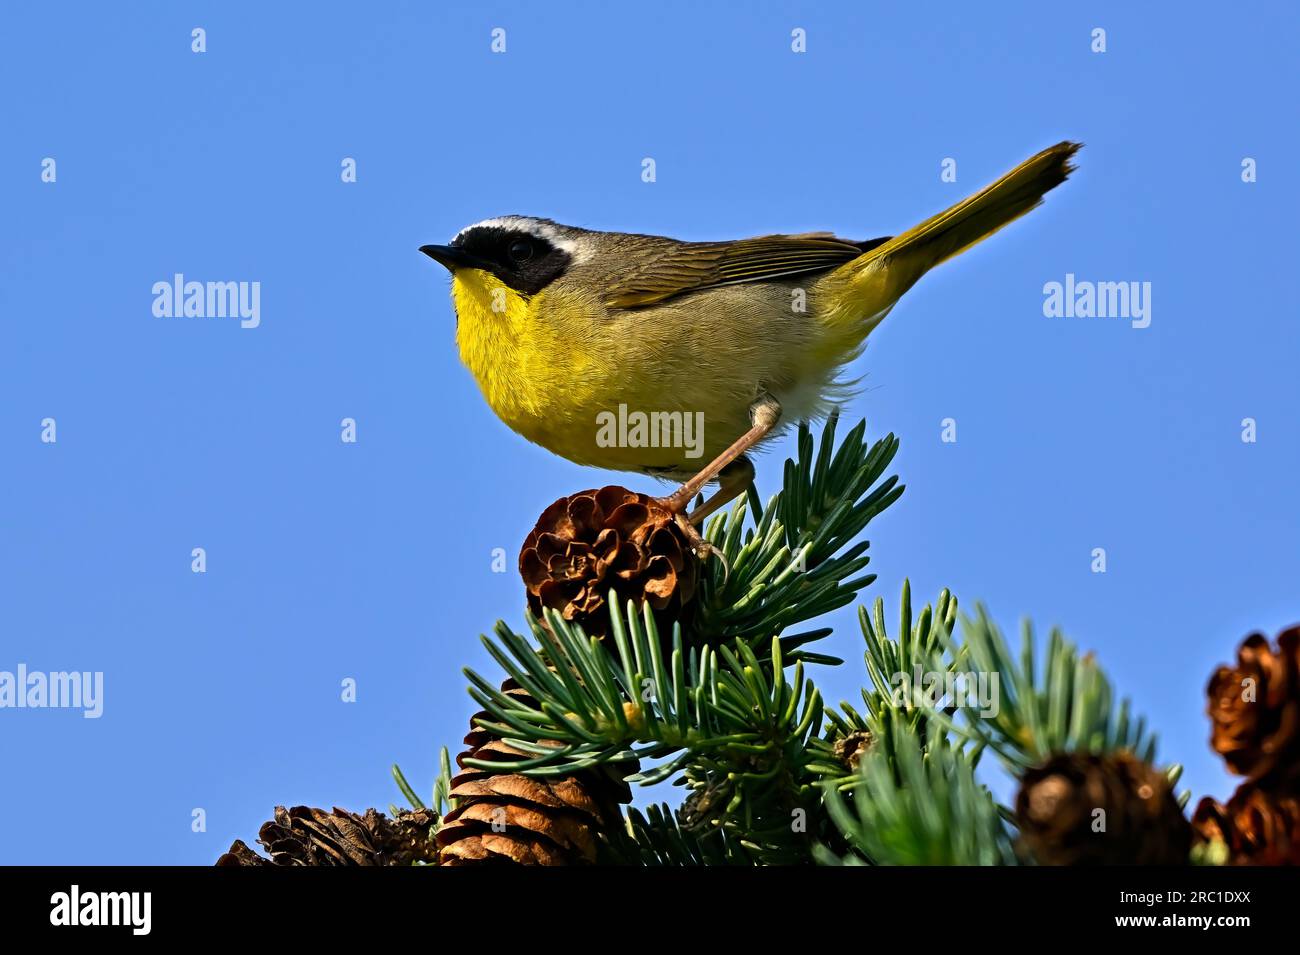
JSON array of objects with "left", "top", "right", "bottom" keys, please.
[{"left": 668, "top": 505, "right": 730, "bottom": 580}]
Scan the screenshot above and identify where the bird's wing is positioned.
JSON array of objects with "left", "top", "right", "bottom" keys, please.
[{"left": 603, "top": 233, "right": 888, "bottom": 309}]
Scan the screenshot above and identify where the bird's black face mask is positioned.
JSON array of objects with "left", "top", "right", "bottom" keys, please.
[{"left": 420, "top": 226, "right": 571, "bottom": 296}]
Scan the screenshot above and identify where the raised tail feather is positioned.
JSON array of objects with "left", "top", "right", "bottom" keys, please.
[{"left": 848, "top": 141, "right": 1081, "bottom": 302}]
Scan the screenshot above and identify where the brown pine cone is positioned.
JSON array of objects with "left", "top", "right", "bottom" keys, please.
[
  {"left": 519, "top": 486, "right": 699, "bottom": 639},
  {"left": 833, "top": 730, "right": 874, "bottom": 773},
  {"left": 1015, "top": 751, "right": 1191, "bottom": 865},
  {"left": 215, "top": 805, "right": 439, "bottom": 866},
  {"left": 436, "top": 679, "right": 635, "bottom": 865},
  {"left": 1193, "top": 785, "right": 1300, "bottom": 865},
  {"left": 1207, "top": 625, "right": 1300, "bottom": 784},
  {"left": 678, "top": 781, "right": 728, "bottom": 832}
]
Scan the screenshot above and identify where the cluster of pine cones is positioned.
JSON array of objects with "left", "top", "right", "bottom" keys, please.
[
  {"left": 1192, "top": 627, "right": 1300, "bottom": 864},
  {"left": 434, "top": 488, "right": 693, "bottom": 863},
  {"left": 217, "top": 806, "right": 439, "bottom": 866},
  {"left": 219, "top": 486, "right": 697, "bottom": 867},
  {"left": 1013, "top": 626, "right": 1300, "bottom": 866},
  {"left": 217, "top": 487, "right": 1299, "bottom": 866}
]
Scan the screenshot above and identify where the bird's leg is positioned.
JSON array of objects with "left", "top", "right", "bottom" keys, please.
[
  {"left": 685, "top": 455, "right": 754, "bottom": 526},
  {"left": 658, "top": 396, "right": 781, "bottom": 559},
  {"left": 664, "top": 396, "right": 781, "bottom": 513}
]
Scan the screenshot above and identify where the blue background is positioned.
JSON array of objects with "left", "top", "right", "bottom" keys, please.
[{"left": 2, "top": 1, "right": 1296, "bottom": 864}]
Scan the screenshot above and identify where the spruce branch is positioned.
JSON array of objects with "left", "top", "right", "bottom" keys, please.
[
  {"left": 461, "top": 601, "right": 825, "bottom": 792},
  {"left": 813, "top": 581, "right": 964, "bottom": 787},
  {"left": 673, "top": 638, "right": 830, "bottom": 864},
  {"left": 463, "top": 597, "right": 833, "bottom": 863},
  {"left": 458, "top": 418, "right": 915, "bottom": 865},
  {"left": 456, "top": 413, "right": 904, "bottom": 783},
  {"left": 936, "top": 608, "right": 1163, "bottom": 775},
  {"left": 624, "top": 803, "right": 745, "bottom": 865},
  {"left": 810, "top": 582, "right": 1012, "bottom": 866},
  {"left": 818, "top": 720, "right": 1015, "bottom": 866},
  {"left": 462, "top": 604, "right": 709, "bottom": 780},
  {"left": 688, "top": 413, "right": 904, "bottom": 648},
  {"left": 391, "top": 746, "right": 456, "bottom": 822}
]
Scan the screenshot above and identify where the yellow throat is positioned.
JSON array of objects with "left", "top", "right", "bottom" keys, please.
[{"left": 452, "top": 268, "right": 600, "bottom": 460}]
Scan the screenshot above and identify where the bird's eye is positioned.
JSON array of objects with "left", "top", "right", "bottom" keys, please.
[{"left": 507, "top": 238, "right": 534, "bottom": 263}]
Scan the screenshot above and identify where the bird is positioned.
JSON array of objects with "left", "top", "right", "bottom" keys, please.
[{"left": 422, "top": 141, "right": 1080, "bottom": 555}]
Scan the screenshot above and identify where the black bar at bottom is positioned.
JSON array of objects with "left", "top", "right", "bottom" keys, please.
[{"left": 0, "top": 864, "right": 1279, "bottom": 939}]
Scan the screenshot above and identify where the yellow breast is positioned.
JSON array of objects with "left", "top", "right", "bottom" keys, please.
[
  {"left": 453, "top": 269, "right": 607, "bottom": 463},
  {"left": 451, "top": 269, "right": 844, "bottom": 474},
  {"left": 453, "top": 268, "right": 745, "bottom": 473}
]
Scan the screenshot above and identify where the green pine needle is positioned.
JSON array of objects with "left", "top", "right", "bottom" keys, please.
[
  {"left": 689, "top": 412, "right": 904, "bottom": 645},
  {"left": 934, "top": 607, "right": 1160, "bottom": 773},
  {"left": 820, "top": 720, "right": 1015, "bottom": 866}
]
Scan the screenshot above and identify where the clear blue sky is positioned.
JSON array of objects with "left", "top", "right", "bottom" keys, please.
[{"left": 2, "top": 2, "right": 1296, "bottom": 864}]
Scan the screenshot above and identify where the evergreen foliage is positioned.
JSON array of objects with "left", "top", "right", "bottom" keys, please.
[{"left": 396, "top": 413, "right": 1187, "bottom": 865}]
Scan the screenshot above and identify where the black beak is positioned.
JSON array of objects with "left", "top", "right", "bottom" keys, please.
[{"left": 419, "top": 244, "right": 489, "bottom": 272}]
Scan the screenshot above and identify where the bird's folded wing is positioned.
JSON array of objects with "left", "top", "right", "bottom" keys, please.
[{"left": 603, "top": 233, "right": 871, "bottom": 309}]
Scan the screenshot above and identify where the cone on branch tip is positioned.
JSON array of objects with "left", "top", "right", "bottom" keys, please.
[
  {"left": 1192, "top": 784, "right": 1300, "bottom": 865},
  {"left": 215, "top": 805, "right": 439, "bottom": 866},
  {"left": 435, "top": 678, "right": 635, "bottom": 865},
  {"left": 519, "top": 485, "right": 700, "bottom": 639},
  {"left": 1014, "top": 751, "right": 1191, "bottom": 865},
  {"left": 833, "top": 730, "right": 874, "bottom": 773},
  {"left": 1206, "top": 625, "right": 1300, "bottom": 784}
]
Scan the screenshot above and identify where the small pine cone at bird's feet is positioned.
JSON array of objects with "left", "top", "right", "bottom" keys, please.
[
  {"left": 435, "top": 679, "right": 636, "bottom": 865},
  {"left": 215, "top": 805, "right": 439, "bottom": 866},
  {"left": 1015, "top": 751, "right": 1191, "bottom": 865},
  {"left": 519, "top": 486, "right": 699, "bottom": 639},
  {"left": 1206, "top": 625, "right": 1300, "bottom": 785}
]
